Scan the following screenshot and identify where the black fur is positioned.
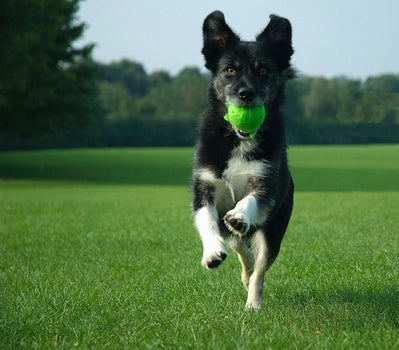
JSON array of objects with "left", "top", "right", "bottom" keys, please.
[{"left": 192, "top": 11, "right": 295, "bottom": 309}]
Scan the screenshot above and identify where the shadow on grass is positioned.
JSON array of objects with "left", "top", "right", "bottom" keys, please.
[{"left": 288, "top": 286, "right": 399, "bottom": 328}]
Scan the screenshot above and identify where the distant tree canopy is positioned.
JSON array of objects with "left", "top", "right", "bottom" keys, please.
[
  {"left": 0, "top": 0, "right": 97, "bottom": 137},
  {"left": 298, "top": 75, "right": 399, "bottom": 124},
  {"left": 91, "top": 60, "right": 399, "bottom": 129},
  {"left": 91, "top": 62, "right": 399, "bottom": 145},
  {"left": 92, "top": 61, "right": 399, "bottom": 127},
  {"left": 95, "top": 63, "right": 208, "bottom": 124}
]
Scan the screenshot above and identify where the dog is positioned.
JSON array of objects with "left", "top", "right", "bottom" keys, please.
[{"left": 192, "top": 11, "right": 295, "bottom": 309}]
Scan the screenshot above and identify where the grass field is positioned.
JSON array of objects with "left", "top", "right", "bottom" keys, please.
[{"left": 0, "top": 145, "right": 398, "bottom": 349}]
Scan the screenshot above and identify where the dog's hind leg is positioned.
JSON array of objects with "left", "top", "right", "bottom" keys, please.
[
  {"left": 245, "top": 229, "right": 269, "bottom": 309},
  {"left": 245, "top": 181, "right": 294, "bottom": 309},
  {"left": 230, "top": 238, "right": 254, "bottom": 290}
]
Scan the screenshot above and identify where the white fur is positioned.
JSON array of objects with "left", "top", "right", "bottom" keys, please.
[
  {"left": 195, "top": 141, "right": 276, "bottom": 308},
  {"left": 225, "top": 194, "right": 267, "bottom": 231},
  {"left": 229, "top": 237, "right": 253, "bottom": 289},
  {"left": 223, "top": 157, "right": 266, "bottom": 202},
  {"left": 195, "top": 143, "right": 272, "bottom": 263},
  {"left": 196, "top": 156, "right": 270, "bottom": 223},
  {"left": 245, "top": 229, "right": 269, "bottom": 309},
  {"left": 195, "top": 206, "right": 227, "bottom": 269}
]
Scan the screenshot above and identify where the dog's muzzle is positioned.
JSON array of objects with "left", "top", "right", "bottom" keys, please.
[{"left": 237, "top": 130, "right": 251, "bottom": 138}]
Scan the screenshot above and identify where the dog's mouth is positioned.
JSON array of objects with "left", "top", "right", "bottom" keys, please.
[{"left": 237, "top": 130, "right": 250, "bottom": 138}]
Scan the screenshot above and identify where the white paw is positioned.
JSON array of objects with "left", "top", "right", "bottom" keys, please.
[
  {"left": 201, "top": 243, "right": 227, "bottom": 269},
  {"left": 224, "top": 211, "right": 250, "bottom": 236},
  {"left": 245, "top": 302, "right": 262, "bottom": 310},
  {"left": 245, "top": 291, "right": 262, "bottom": 310}
]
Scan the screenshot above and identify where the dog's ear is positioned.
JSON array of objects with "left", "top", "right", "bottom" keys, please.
[
  {"left": 202, "top": 11, "right": 240, "bottom": 72},
  {"left": 256, "top": 15, "right": 293, "bottom": 70}
]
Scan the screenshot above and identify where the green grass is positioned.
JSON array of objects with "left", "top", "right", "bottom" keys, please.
[{"left": 0, "top": 145, "right": 398, "bottom": 349}]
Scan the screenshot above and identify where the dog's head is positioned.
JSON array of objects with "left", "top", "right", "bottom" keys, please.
[{"left": 202, "top": 11, "right": 294, "bottom": 109}]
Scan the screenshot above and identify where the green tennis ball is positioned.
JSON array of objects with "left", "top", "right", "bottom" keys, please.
[{"left": 224, "top": 104, "right": 266, "bottom": 137}]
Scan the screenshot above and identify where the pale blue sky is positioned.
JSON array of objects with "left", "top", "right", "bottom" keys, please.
[{"left": 77, "top": 0, "right": 399, "bottom": 80}]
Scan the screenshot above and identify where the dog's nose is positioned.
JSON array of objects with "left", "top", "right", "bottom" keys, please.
[{"left": 238, "top": 89, "right": 255, "bottom": 101}]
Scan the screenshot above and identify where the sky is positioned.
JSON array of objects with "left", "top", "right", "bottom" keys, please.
[{"left": 77, "top": 0, "right": 399, "bottom": 80}]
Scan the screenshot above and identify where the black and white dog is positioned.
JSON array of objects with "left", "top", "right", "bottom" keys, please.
[{"left": 192, "top": 11, "right": 294, "bottom": 309}]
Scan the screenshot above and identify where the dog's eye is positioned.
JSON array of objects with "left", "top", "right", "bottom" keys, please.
[
  {"left": 259, "top": 68, "right": 267, "bottom": 75},
  {"left": 227, "top": 68, "right": 237, "bottom": 76}
]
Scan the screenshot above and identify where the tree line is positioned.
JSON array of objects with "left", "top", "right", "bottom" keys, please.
[
  {"left": 3, "top": 58, "right": 399, "bottom": 150},
  {"left": 96, "top": 62, "right": 399, "bottom": 146},
  {"left": 1, "top": 0, "right": 398, "bottom": 150}
]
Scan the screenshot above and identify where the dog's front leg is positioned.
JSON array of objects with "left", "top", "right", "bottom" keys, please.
[
  {"left": 224, "top": 194, "right": 267, "bottom": 236},
  {"left": 195, "top": 205, "right": 227, "bottom": 269}
]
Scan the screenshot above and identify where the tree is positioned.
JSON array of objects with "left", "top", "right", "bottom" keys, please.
[
  {"left": 336, "top": 79, "right": 362, "bottom": 122},
  {"left": 96, "top": 60, "right": 148, "bottom": 98},
  {"left": 364, "top": 74, "right": 399, "bottom": 93},
  {"left": 98, "top": 81, "right": 133, "bottom": 122},
  {"left": 132, "top": 67, "right": 208, "bottom": 121},
  {"left": 0, "top": 0, "right": 97, "bottom": 137},
  {"left": 303, "top": 77, "right": 340, "bottom": 121},
  {"left": 148, "top": 70, "right": 172, "bottom": 88},
  {"left": 171, "top": 67, "right": 208, "bottom": 119}
]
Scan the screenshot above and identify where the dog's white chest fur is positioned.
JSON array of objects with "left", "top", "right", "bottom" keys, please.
[
  {"left": 198, "top": 142, "right": 269, "bottom": 214},
  {"left": 222, "top": 156, "right": 266, "bottom": 202}
]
